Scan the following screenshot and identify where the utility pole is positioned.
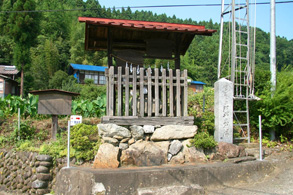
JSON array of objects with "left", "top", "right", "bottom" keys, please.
[
  {"left": 270, "top": 0, "right": 276, "bottom": 140},
  {"left": 217, "top": 0, "right": 225, "bottom": 79}
]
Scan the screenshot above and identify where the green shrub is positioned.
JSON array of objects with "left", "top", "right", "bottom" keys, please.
[
  {"left": 250, "top": 70, "right": 293, "bottom": 139},
  {"left": 72, "top": 96, "right": 106, "bottom": 117},
  {"left": 16, "top": 121, "right": 36, "bottom": 140},
  {"left": 16, "top": 140, "right": 39, "bottom": 152},
  {"left": 188, "top": 87, "right": 215, "bottom": 135},
  {"left": 79, "top": 80, "right": 106, "bottom": 101},
  {"left": 70, "top": 123, "right": 101, "bottom": 161},
  {"left": 0, "top": 136, "right": 8, "bottom": 148},
  {"left": 0, "top": 94, "right": 39, "bottom": 119},
  {"left": 39, "top": 133, "right": 67, "bottom": 159},
  {"left": 190, "top": 131, "right": 217, "bottom": 150}
]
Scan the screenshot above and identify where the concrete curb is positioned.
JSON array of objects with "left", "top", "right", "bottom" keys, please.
[{"left": 55, "top": 160, "right": 274, "bottom": 195}]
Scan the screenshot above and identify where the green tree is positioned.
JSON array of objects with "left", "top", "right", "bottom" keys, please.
[
  {"left": 2, "top": 0, "right": 40, "bottom": 96},
  {"left": 29, "top": 35, "right": 50, "bottom": 90},
  {"left": 49, "top": 70, "right": 69, "bottom": 89},
  {"left": 0, "top": 35, "right": 14, "bottom": 65},
  {"left": 250, "top": 70, "right": 293, "bottom": 138},
  {"left": 78, "top": 79, "right": 106, "bottom": 101},
  {"left": 44, "top": 39, "right": 60, "bottom": 77},
  {"left": 61, "top": 75, "right": 81, "bottom": 93}
]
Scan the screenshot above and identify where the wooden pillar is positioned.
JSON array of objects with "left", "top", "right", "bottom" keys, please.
[
  {"left": 175, "top": 35, "right": 181, "bottom": 70},
  {"left": 175, "top": 51, "right": 180, "bottom": 70},
  {"left": 107, "top": 27, "right": 113, "bottom": 67},
  {"left": 52, "top": 115, "right": 58, "bottom": 140}
]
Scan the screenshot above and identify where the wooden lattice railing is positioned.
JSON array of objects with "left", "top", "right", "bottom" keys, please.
[{"left": 103, "top": 66, "right": 193, "bottom": 125}]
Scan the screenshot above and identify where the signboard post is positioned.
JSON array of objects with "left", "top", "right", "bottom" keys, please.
[{"left": 67, "top": 115, "right": 82, "bottom": 168}]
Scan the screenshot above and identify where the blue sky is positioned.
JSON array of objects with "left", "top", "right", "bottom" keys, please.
[{"left": 97, "top": 0, "right": 293, "bottom": 40}]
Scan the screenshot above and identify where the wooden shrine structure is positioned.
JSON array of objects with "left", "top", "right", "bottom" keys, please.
[{"left": 79, "top": 17, "right": 216, "bottom": 125}]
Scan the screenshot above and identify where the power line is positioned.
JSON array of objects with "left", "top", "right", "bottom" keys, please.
[{"left": 1, "top": 1, "right": 293, "bottom": 13}]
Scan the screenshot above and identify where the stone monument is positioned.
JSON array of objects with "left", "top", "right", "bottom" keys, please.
[{"left": 214, "top": 78, "right": 233, "bottom": 143}]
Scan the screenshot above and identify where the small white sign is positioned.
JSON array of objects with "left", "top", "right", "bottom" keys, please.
[{"left": 70, "top": 115, "right": 82, "bottom": 126}]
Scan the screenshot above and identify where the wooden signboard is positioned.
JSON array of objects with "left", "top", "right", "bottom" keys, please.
[{"left": 29, "top": 89, "right": 79, "bottom": 139}]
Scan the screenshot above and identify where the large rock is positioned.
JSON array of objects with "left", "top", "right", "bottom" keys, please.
[
  {"left": 151, "top": 125, "right": 197, "bottom": 141},
  {"left": 93, "top": 143, "right": 120, "bottom": 168},
  {"left": 245, "top": 148, "right": 264, "bottom": 159},
  {"left": 36, "top": 155, "right": 52, "bottom": 162},
  {"left": 182, "top": 140, "right": 207, "bottom": 163},
  {"left": 130, "top": 125, "right": 144, "bottom": 140},
  {"left": 97, "top": 124, "right": 131, "bottom": 139},
  {"left": 120, "top": 140, "right": 169, "bottom": 166},
  {"left": 168, "top": 140, "right": 183, "bottom": 155},
  {"left": 119, "top": 143, "right": 129, "bottom": 150},
  {"left": 143, "top": 125, "right": 155, "bottom": 133},
  {"left": 217, "top": 142, "right": 240, "bottom": 158},
  {"left": 36, "top": 166, "right": 49, "bottom": 173},
  {"left": 169, "top": 152, "right": 185, "bottom": 164},
  {"left": 102, "top": 137, "right": 119, "bottom": 146},
  {"left": 32, "top": 180, "right": 48, "bottom": 189}
]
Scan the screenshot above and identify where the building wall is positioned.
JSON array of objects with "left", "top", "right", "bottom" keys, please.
[
  {"left": 0, "top": 78, "right": 4, "bottom": 98},
  {"left": 77, "top": 70, "right": 106, "bottom": 85},
  {"left": 0, "top": 78, "right": 19, "bottom": 98},
  {"left": 189, "top": 84, "right": 204, "bottom": 93}
]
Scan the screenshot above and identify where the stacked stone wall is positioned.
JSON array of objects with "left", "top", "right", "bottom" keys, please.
[
  {"left": 0, "top": 150, "right": 54, "bottom": 195},
  {"left": 94, "top": 124, "right": 206, "bottom": 168}
]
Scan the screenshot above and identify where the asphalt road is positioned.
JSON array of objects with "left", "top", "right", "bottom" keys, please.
[{"left": 206, "top": 152, "right": 293, "bottom": 195}]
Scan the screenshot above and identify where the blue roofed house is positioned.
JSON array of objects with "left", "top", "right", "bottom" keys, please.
[
  {"left": 189, "top": 81, "right": 206, "bottom": 93},
  {"left": 69, "top": 64, "right": 107, "bottom": 85}
]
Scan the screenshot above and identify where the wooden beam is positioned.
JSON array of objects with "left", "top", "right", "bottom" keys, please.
[
  {"left": 162, "top": 69, "right": 167, "bottom": 117},
  {"left": 107, "top": 27, "right": 113, "bottom": 67},
  {"left": 117, "top": 67, "right": 122, "bottom": 116},
  {"left": 101, "top": 116, "right": 194, "bottom": 126},
  {"left": 85, "top": 23, "right": 89, "bottom": 50},
  {"left": 183, "top": 70, "right": 188, "bottom": 116},
  {"left": 169, "top": 69, "right": 174, "bottom": 117},
  {"left": 176, "top": 69, "right": 181, "bottom": 116},
  {"left": 175, "top": 34, "right": 181, "bottom": 69},
  {"left": 109, "top": 67, "right": 114, "bottom": 116},
  {"left": 125, "top": 67, "right": 129, "bottom": 116},
  {"left": 155, "top": 68, "right": 159, "bottom": 116},
  {"left": 106, "top": 68, "right": 109, "bottom": 115},
  {"left": 140, "top": 68, "right": 145, "bottom": 117},
  {"left": 148, "top": 68, "right": 152, "bottom": 117},
  {"left": 51, "top": 115, "right": 58, "bottom": 140},
  {"left": 132, "top": 67, "right": 137, "bottom": 116}
]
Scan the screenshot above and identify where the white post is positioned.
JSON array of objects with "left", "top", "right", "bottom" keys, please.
[
  {"left": 67, "top": 120, "right": 70, "bottom": 168},
  {"left": 259, "top": 115, "right": 263, "bottom": 161},
  {"left": 18, "top": 108, "right": 20, "bottom": 140}
]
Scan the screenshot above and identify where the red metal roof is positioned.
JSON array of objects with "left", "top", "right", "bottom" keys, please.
[{"left": 78, "top": 17, "right": 216, "bottom": 35}]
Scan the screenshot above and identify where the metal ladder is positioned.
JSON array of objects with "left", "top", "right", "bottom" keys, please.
[
  {"left": 232, "top": 0, "right": 251, "bottom": 143},
  {"left": 218, "top": 0, "right": 253, "bottom": 143}
]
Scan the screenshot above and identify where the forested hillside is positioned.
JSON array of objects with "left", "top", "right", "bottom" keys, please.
[{"left": 0, "top": 0, "right": 292, "bottom": 92}]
